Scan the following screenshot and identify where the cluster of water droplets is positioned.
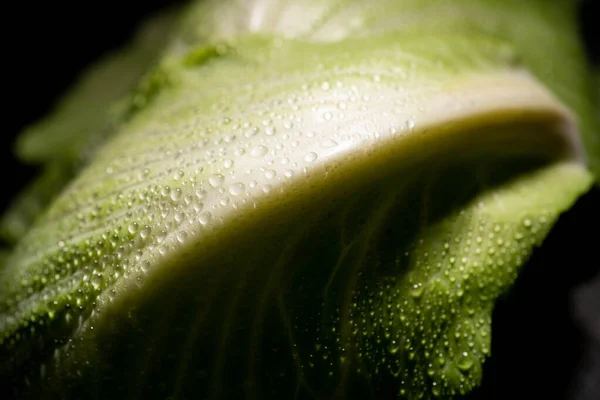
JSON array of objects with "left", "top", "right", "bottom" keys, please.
[
  {"left": 342, "top": 206, "right": 553, "bottom": 398},
  {"left": 0, "top": 31, "right": 528, "bottom": 397},
  {"left": 0, "top": 35, "right": 437, "bottom": 358}
]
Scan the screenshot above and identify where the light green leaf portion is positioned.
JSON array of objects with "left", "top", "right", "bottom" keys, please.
[
  {"left": 352, "top": 162, "right": 591, "bottom": 398},
  {"left": 0, "top": 26, "right": 592, "bottom": 398},
  {"left": 171, "top": 0, "right": 600, "bottom": 180},
  {"left": 0, "top": 0, "right": 597, "bottom": 399}
]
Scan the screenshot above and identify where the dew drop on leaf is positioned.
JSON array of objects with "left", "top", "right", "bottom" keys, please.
[{"left": 249, "top": 144, "right": 269, "bottom": 158}]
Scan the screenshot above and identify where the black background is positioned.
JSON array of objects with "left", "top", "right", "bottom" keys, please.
[{"left": 0, "top": 1, "right": 599, "bottom": 399}]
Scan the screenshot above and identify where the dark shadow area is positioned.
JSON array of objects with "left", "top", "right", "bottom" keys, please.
[
  {"left": 468, "top": 186, "right": 600, "bottom": 400},
  {"left": 470, "top": 2, "right": 600, "bottom": 399},
  {"left": 579, "top": 0, "right": 600, "bottom": 64},
  {"left": 0, "top": 0, "right": 186, "bottom": 215}
]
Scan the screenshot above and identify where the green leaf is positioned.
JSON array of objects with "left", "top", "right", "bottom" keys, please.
[
  {"left": 171, "top": 0, "right": 600, "bottom": 180},
  {"left": 0, "top": 1, "right": 596, "bottom": 399}
]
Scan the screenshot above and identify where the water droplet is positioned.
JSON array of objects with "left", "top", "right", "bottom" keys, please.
[
  {"left": 320, "top": 139, "right": 338, "bottom": 148},
  {"left": 198, "top": 212, "right": 212, "bottom": 225},
  {"left": 140, "top": 225, "right": 151, "bottom": 239},
  {"left": 514, "top": 232, "right": 523, "bottom": 241},
  {"left": 224, "top": 159, "right": 234, "bottom": 169},
  {"left": 209, "top": 174, "right": 224, "bottom": 187},
  {"left": 195, "top": 189, "right": 207, "bottom": 200},
  {"left": 176, "top": 231, "right": 188, "bottom": 243},
  {"left": 173, "top": 170, "right": 184, "bottom": 181},
  {"left": 170, "top": 188, "right": 182, "bottom": 201},
  {"left": 245, "top": 127, "right": 259, "bottom": 137},
  {"left": 175, "top": 211, "right": 185, "bottom": 223},
  {"left": 410, "top": 283, "right": 424, "bottom": 298},
  {"left": 234, "top": 147, "right": 245, "bottom": 156},
  {"left": 457, "top": 352, "right": 473, "bottom": 371},
  {"left": 250, "top": 145, "right": 268, "bottom": 158},
  {"left": 91, "top": 274, "right": 102, "bottom": 290},
  {"left": 229, "top": 182, "right": 245, "bottom": 196},
  {"left": 265, "top": 170, "right": 277, "bottom": 180},
  {"left": 304, "top": 152, "right": 318, "bottom": 163},
  {"left": 127, "top": 223, "right": 138, "bottom": 234}
]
